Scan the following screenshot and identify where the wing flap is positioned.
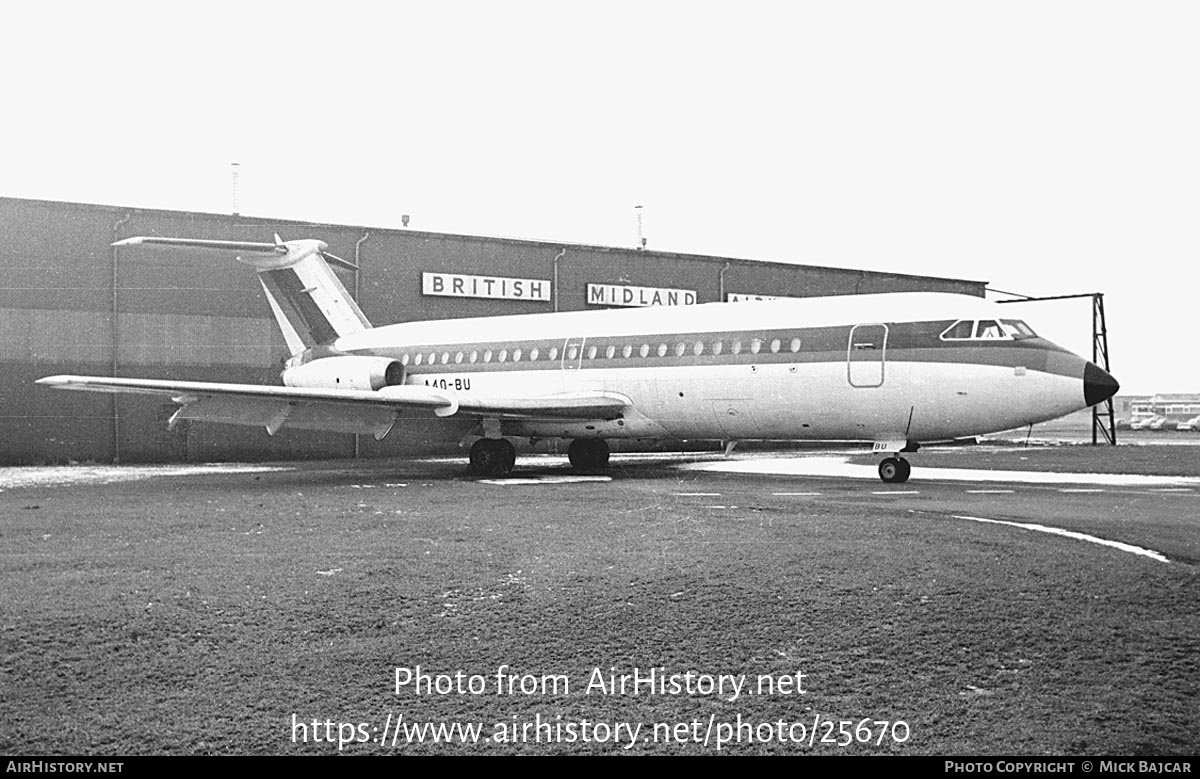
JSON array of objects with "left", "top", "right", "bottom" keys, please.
[{"left": 170, "top": 395, "right": 402, "bottom": 439}]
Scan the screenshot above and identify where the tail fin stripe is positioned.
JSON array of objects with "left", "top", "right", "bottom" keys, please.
[{"left": 260, "top": 269, "right": 340, "bottom": 347}]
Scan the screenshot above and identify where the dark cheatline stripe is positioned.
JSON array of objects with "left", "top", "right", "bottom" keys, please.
[
  {"left": 342, "top": 320, "right": 1083, "bottom": 379},
  {"left": 262, "top": 269, "right": 339, "bottom": 346}
]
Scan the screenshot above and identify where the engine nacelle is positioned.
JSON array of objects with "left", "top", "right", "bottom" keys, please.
[{"left": 281, "top": 356, "right": 405, "bottom": 391}]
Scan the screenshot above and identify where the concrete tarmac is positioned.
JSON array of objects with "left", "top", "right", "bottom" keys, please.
[{"left": 2, "top": 448, "right": 1196, "bottom": 754}]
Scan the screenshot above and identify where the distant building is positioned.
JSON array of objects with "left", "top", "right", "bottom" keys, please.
[{"left": 1123, "top": 394, "right": 1200, "bottom": 421}]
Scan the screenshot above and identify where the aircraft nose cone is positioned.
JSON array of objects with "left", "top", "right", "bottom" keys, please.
[{"left": 1083, "top": 362, "right": 1120, "bottom": 407}]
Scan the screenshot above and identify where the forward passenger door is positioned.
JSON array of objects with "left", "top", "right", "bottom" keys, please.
[{"left": 847, "top": 324, "right": 887, "bottom": 387}]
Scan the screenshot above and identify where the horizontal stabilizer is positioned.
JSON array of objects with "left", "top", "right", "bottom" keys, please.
[
  {"left": 113, "top": 236, "right": 284, "bottom": 255},
  {"left": 113, "top": 234, "right": 369, "bottom": 355}
]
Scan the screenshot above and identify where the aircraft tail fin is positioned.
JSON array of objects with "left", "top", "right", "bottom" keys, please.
[{"left": 113, "top": 235, "right": 371, "bottom": 356}]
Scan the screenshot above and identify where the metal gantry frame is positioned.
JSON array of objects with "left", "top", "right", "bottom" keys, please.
[{"left": 993, "top": 291, "right": 1116, "bottom": 445}]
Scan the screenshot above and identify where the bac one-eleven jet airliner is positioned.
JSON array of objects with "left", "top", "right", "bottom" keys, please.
[{"left": 37, "top": 236, "right": 1119, "bottom": 483}]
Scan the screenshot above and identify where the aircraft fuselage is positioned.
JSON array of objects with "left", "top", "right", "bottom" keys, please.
[{"left": 326, "top": 292, "right": 1111, "bottom": 447}]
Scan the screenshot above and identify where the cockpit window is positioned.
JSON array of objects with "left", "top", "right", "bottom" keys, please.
[
  {"left": 975, "top": 320, "right": 1004, "bottom": 339},
  {"left": 1001, "top": 319, "right": 1036, "bottom": 338},
  {"left": 940, "top": 318, "right": 1037, "bottom": 341},
  {"left": 941, "top": 320, "right": 974, "bottom": 340}
]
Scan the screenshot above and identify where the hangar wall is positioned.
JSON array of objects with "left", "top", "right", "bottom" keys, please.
[{"left": 0, "top": 196, "right": 986, "bottom": 465}]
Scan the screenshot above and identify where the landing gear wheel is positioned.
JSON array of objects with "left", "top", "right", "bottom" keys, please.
[
  {"left": 469, "top": 438, "right": 517, "bottom": 478},
  {"left": 878, "top": 456, "right": 911, "bottom": 484},
  {"left": 567, "top": 438, "right": 610, "bottom": 472},
  {"left": 498, "top": 438, "right": 516, "bottom": 474}
]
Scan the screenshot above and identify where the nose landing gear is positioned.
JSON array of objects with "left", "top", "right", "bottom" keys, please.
[{"left": 878, "top": 456, "right": 911, "bottom": 484}]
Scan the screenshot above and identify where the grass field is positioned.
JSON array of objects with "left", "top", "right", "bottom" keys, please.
[{"left": 1, "top": 445, "right": 1196, "bottom": 755}]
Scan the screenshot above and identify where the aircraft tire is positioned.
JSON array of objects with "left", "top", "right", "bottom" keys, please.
[
  {"left": 567, "top": 438, "right": 610, "bottom": 471},
  {"left": 498, "top": 438, "right": 516, "bottom": 474},
  {"left": 878, "top": 456, "right": 911, "bottom": 484},
  {"left": 469, "top": 438, "right": 516, "bottom": 478}
]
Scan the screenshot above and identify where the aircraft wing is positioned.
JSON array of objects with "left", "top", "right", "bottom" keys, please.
[
  {"left": 35, "top": 375, "right": 632, "bottom": 439},
  {"left": 456, "top": 393, "right": 630, "bottom": 419}
]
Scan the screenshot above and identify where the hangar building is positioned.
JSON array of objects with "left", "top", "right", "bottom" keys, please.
[{"left": 0, "top": 196, "right": 986, "bottom": 465}]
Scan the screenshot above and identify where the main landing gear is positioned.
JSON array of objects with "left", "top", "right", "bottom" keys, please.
[
  {"left": 467, "top": 437, "right": 611, "bottom": 478},
  {"left": 877, "top": 457, "right": 911, "bottom": 484},
  {"left": 468, "top": 437, "right": 516, "bottom": 478},
  {"left": 567, "top": 438, "right": 609, "bottom": 472}
]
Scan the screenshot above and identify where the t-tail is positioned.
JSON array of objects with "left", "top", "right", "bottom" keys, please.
[{"left": 113, "top": 235, "right": 371, "bottom": 356}]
